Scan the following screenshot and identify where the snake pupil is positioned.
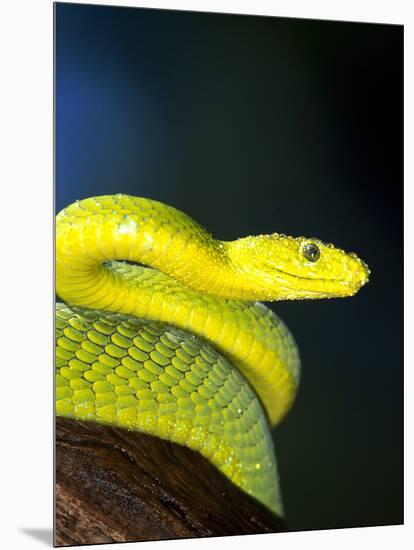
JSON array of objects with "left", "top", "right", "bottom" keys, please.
[{"left": 303, "top": 243, "right": 320, "bottom": 262}]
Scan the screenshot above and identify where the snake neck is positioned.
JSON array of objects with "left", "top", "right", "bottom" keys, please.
[{"left": 56, "top": 195, "right": 263, "bottom": 302}]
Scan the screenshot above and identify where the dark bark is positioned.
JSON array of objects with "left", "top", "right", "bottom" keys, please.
[{"left": 55, "top": 417, "right": 286, "bottom": 546}]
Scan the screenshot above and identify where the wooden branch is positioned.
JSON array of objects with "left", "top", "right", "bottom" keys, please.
[{"left": 55, "top": 418, "right": 286, "bottom": 546}]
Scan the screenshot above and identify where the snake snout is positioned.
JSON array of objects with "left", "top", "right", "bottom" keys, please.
[{"left": 343, "top": 253, "right": 370, "bottom": 296}]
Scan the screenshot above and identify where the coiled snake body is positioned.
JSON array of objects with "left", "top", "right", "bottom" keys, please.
[{"left": 56, "top": 195, "right": 369, "bottom": 516}]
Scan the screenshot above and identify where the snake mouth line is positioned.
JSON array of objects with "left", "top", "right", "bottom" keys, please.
[
  {"left": 275, "top": 268, "right": 361, "bottom": 286},
  {"left": 269, "top": 267, "right": 368, "bottom": 299}
]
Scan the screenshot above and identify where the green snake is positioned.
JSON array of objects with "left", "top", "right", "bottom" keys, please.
[{"left": 55, "top": 195, "right": 369, "bottom": 516}]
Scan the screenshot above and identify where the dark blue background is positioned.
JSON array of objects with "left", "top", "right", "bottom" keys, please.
[{"left": 55, "top": 2, "right": 403, "bottom": 531}]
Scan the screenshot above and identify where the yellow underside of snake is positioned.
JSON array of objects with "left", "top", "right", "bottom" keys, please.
[{"left": 55, "top": 195, "right": 369, "bottom": 516}]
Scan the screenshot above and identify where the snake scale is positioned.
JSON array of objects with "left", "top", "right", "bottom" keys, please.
[{"left": 55, "top": 195, "right": 369, "bottom": 516}]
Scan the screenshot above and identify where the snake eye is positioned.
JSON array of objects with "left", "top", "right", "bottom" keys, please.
[{"left": 302, "top": 243, "right": 320, "bottom": 262}]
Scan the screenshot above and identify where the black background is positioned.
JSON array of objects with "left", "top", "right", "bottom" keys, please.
[{"left": 55, "top": 2, "right": 403, "bottom": 531}]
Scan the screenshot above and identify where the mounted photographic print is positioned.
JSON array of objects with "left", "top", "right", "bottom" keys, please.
[{"left": 54, "top": 2, "right": 403, "bottom": 546}]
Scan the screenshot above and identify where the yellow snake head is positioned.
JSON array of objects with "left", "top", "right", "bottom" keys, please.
[{"left": 225, "top": 234, "right": 370, "bottom": 301}]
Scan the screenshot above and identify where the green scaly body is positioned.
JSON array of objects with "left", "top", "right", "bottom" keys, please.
[{"left": 56, "top": 195, "right": 369, "bottom": 517}]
